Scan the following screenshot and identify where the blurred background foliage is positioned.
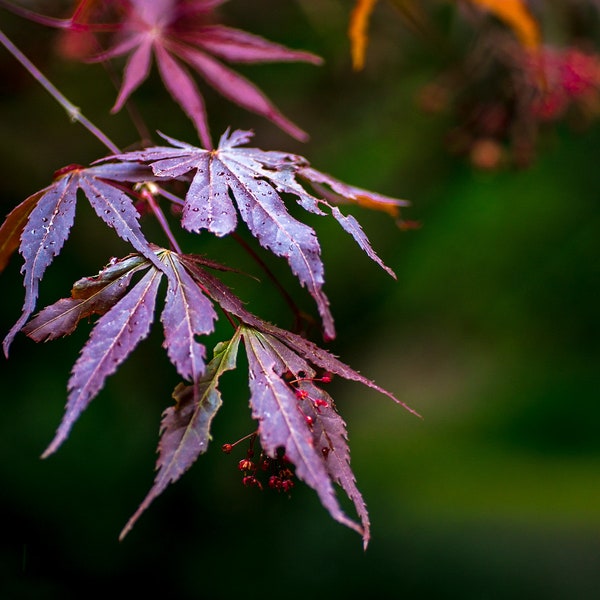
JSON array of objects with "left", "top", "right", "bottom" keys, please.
[{"left": 1, "top": 0, "right": 599, "bottom": 597}]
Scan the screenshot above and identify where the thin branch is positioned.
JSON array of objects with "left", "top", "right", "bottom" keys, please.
[
  {"left": 141, "top": 186, "right": 182, "bottom": 254},
  {"left": 0, "top": 28, "right": 120, "bottom": 154},
  {"left": 232, "top": 232, "right": 313, "bottom": 334}
]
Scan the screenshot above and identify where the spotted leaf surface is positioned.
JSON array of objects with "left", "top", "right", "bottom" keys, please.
[
  {"left": 114, "top": 129, "right": 406, "bottom": 339},
  {"left": 2, "top": 162, "right": 161, "bottom": 355},
  {"left": 42, "top": 267, "right": 164, "bottom": 458},
  {"left": 242, "top": 326, "right": 364, "bottom": 540}
]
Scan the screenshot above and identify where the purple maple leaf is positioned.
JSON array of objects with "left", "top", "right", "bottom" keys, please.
[
  {"left": 160, "top": 252, "right": 218, "bottom": 382},
  {"left": 178, "top": 259, "right": 419, "bottom": 544},
  {"left": 115, "top": 130, "right": 334, "bottom": 338},
  {"left": 88, "top": 0, "right": 322, "bottom": 146},
  {"left": 112, "top": 129, "right": 406, "bottom": 339},
  {"left": 2, "top": 162, "right": 162, "bottom": 355},
  {"left": 35, "top": 249, "right": 219, "bottom": 458},
  {"left": 242, "top": 326, "right": 365, "bottom": 540},
  {"left": 43, "top": 266, "right": 164, "bottom": 457},
  {"left": 24, "top": 248, "right": 417, "bottom": 542}
]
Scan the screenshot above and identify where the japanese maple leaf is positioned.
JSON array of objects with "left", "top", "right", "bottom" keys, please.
[
  {"left": 183, "top": 257, "right": 419, "bottom": 547},
  {"left": 348, "top": 0, "right": 539, "bottom": 71},
  {"left": 23, "top": 250, "right": 217, "bottom": 457},
  {"left": 89, "top": 0, "right": 322, "bottom": 146},
  {"left": 241, "top": 325, "right": 370, "bottom": 544},
  {"left": 23, "top": 249, "right": 417, "bottom": 542},
  {"left": 2, "top": 162, "right": 163, "bottom": 355},
  {"left": 112, "top": 129, "right": 406, "bottom": 340}
]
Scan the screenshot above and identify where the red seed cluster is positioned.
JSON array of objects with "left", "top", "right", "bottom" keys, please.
[{"left": 223, "top": 434, "right": 296, "bottom": 495}]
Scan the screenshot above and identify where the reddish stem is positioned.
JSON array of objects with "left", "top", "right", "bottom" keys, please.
[
  {"left": 157, "top": 187, "right": 185, "bottom": 207},
  {"left": 141, "top": 187, "right": 182, "bottom": 254},
  {"left": 232, "top": 232, "right": 304, "bottom": 328}
]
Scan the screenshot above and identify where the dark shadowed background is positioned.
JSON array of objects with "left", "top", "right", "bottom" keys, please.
[{"left": 1, "top": 1, "right": 599, "bottom": 598}]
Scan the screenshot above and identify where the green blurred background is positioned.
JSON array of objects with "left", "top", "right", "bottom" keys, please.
[{"left": 1, "top": 1, "right": 599, "bottom": 597}]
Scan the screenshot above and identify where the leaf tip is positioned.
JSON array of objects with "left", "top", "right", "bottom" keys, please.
[
  {"left": 322, "top": 331, "right": 336, "bottom": 344},
  {"left": 2, "top": 326, "right": 19, "bottom": 358},
  {"left": 378, "top": 385, "right": 422, "bottom": 418},
  {"left": 118, "top": 521, "right": 133, "bottom": 542},
  {"left": 40, "top": 446, "right": 54, "bottom": 460},
  {"left": 41, "top": 425, "right": 70, "bottom": 459}
]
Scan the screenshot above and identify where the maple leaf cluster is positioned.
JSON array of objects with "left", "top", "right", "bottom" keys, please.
[{"left": 0, "top": 0, "right": 417, "bottom": 547}]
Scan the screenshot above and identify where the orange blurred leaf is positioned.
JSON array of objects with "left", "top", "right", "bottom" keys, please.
[
  {"left": 467, "top": 0, "right": 541, "bottom": 49},
  {"left": 349, "top": 0, "right": 379, "bottom": 71},
  {"left": 354, "top": 194, "right": 401, "bottom": 218}
]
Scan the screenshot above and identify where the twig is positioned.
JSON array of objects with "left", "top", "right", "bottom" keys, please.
[{"left": 0, "top": 28, "right": 120, "bottom": 154}]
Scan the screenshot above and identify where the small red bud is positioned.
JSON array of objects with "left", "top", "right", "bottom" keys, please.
[
  {"left": 281, "top": 479, "right": 294, "bottom": 493},
  {"left": 305, "top": 415, "right": 314, "bottom": 426},
  {"left": 295, "top": 389, "right": 309, "bottom": 400},
  {"left": 222, "top": 443, "right": 233, "bottom": 454},
  {"left": 280, "top": 468, "right": 294, "bottom": 480},
  {"left": 269, "top": 475, "right": 282, "bottom": 490},
  {"left": 238, "top": 459, "right": 255, "bottom": 472},
  {"left": 242, "top": 475, "right": 263, "bottom": 490},
  {"left": 313, "top": 399, "right": 328, "bottom": 408}
]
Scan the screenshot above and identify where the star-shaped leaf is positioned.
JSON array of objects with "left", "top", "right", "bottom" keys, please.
[
  {"left": 88, "top": 0, "right": 322, "bottom": 145},
  {"left": 113, "top": 129, "right": 407, "bottom": 339},
  {"left": 23, "top": 248, "right": 417, "bottom": 543},
  {"left": 28, "top": 250, "right": 217, "bottom": 458}
]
